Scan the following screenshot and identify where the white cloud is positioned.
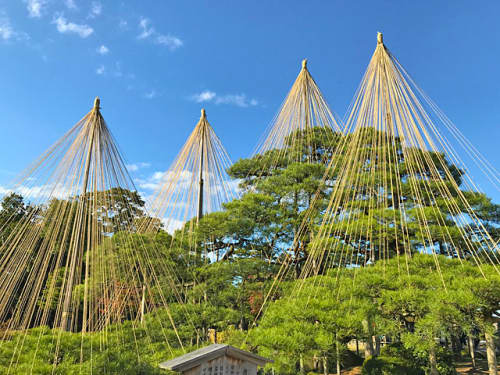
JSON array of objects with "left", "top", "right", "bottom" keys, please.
[
  {"left": 126, "top": 162, "right": 151, "bottom": 172},
  {"left": 0, "top": 12, "right": 29, "bottom": 42},
  {"left": 137, "top": 17, "right": 183, "bottom": 51},
  {"left": 119, "top": 19, "right": 127, "bottom": 29},
  {"left": 162, "top": 218, "right": 185, "bottom": 234},
  {"left": 215, "top": 94, "right": 258, "bottom": 107},
  {"left": 144, "top": 90, "right": 157, "bottom": 99},
  {"left": 113, "top": 61, "right": 122, "bottom": 77},
  {"left": 156, "top": 34, "right": 183, "bottom": 50},
  {"left": 96, "top": 65, "right": 105, "bottom": 75},
  {"left": 25, "top": 0, "right": 47, "bottom": 18},
  {"left": 53, "top": 15, "right": 93, "bottom": 38},
  {"left": 135, "top": 170, "right": 166, "bottom": 191},
  {"left": 191, "top": 90, "right": 216, "bottom": 103},
  {"left": 0, "top": 182, "right": 73, "bottom": 202},
  {"left": 96, "top": 62, "right": 130, "bottom": 78},
  {"left": 89, "top": 1, "right": 102, "bottom": 18},
  {"left": 138, "top": 17, "right": 153, "bottom": 39},
  {"left": 65, "top": 0, "right": 77, "bottom": 10},
  {"left": 97, "top": 44, "right": 109, "bottom": 55},
  {"left": 0, "top": 13, "right": 14, "bottom": 40},
  {"left": 189, "top": 91, "right": 258, "bottom": 108}
]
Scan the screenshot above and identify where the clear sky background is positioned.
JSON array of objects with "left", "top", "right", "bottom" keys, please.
[{"left": 0, "top": 0, "right": 499, "bottom": 202}]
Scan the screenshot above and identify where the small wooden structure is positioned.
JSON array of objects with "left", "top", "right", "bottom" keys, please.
[{"left": 159, "top": 344, "right": 272, "bottom": 375}]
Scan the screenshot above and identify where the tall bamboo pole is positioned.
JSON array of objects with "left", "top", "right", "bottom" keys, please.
[
  {"left": 197, "top": 109, "right": 206, "bottom": 223},
  {"left": 62, "top": 97, "right": 99, "bottom": 331}
]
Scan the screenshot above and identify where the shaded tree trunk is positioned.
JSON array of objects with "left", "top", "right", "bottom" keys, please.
[
  {"left": 336, "top": 336, "right": 341, "bottom": 375},
  {"left": 485, "top": 331, "right": 498, "bottom": 375},
  {"left": 374, "top": 335, "right": 381, "bottom": 356},
  {"left": 364, "top": 338, "right": 375, "bottom": 358},
  {"left": 429, "top": 347, "right": 439, "bottom": 375},
  {"left": 362, "top": 319, "right": 375, "bottom": 358},
  {"left": 450, "top": 328, "right": 462, "bottom": 356},
  {"left": 468, "top": 335, "right": 476, "bottom": 369}
]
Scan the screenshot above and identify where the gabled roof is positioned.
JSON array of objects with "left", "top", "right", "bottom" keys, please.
[{"left": 159, "top": 344, "right": 272, "bottom": 372}]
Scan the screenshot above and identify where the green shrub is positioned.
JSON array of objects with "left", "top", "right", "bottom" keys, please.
[
  {"left": 341, "top": 350, "right": 364, "bottom": 369},
  {"left": 361, "top": 356, "right": 424, "bottom": 375},
  {"left": 433, "top": 349, "right": 457, "bottom": 375},
  {"left": 380, "top": 342, "right": 426, "bottom": 369},
  {"left": 410, "top": 346, "right": 457, "bottom": 375}
]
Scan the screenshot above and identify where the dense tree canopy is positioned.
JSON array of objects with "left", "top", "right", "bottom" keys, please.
[{"left": 0, "top": 127, "right": 499, "bottom": 374}]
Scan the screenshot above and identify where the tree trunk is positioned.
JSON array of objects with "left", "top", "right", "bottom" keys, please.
[
  {"left": 312, "top": 355, "right": 318, "bottom": 371},
  {"left": 429, "top": 347, "right": 439, "bottom": 375},
  {"left": 322, "top": 356, "right": 328, "bottom": 375},
  {"left": 336, "top": 338, "right": 341, "bottom": 375},
  {"left": 468, "top": 335, "right": 476, "bottom": 368},
  {"left": 364, "top": 339, "right": 375, "bottom": 358},
  {"left": 362, "top": 319, "right": 375, "bottom": 358},
  {"left": 299, "top": 354, "right": 305, "bottom": 375},
  {"left": 485, "top": 331, "right": 498, "bottom": 375},
  {"left": 374, "top": 335, "right": 381, "bottom": 356},
  {"left": 356, "top": 338, "right": 360, "bottom": 356},
  {"left": 450, "top": 330, "right": 462, "bottom": 356}
]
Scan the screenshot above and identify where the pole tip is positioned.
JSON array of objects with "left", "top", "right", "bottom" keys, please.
[
  {"left": 302, "top": 58, "right": 308, "bottom": 69},
  {"left": 93, "top": 97, "right": 100, "bottom": 110},
  {"left": 201, "top": 108, "right": 206, "bottom": 119},
  {"left": 377, "top": 32, "right": 383, "bottom": 45}
]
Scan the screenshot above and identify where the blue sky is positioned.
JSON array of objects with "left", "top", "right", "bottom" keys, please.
[{"left": 0, "top": 0, "right": 499, "bottom": 202}]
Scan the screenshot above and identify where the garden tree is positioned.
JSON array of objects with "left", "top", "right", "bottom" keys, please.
[
  {"left": 345, "top": 265, "right": 391, "bottom": 359},
  {"left": 63, "top": 229, "right": 208, "bottom": 329},
  {"left": 80, "top": 187, "right": 152, "bottom": 234},
  {"left": 0, "top": 306, "right": 200, "bottom": 374},
  {"left": 190, "top": 258, "right": 278, "bottom": 331},
  {"left": 446, "top": 265, "right": 500, "bottom": 375},
  {"left": 191, "top": 127, "right": 339, "bottom": 273},
  {"left": 83, "top": 230, "right": 278, "bottom": 342},
  {"left": 0, "top": 189, "right": 160, "bottom": 329},
  {"left": 250, "top": 284, "right": 323, "bottom": 375},
  {"left": 306, "top": 127, "right": 500, "bottom": 269},
  {"left": 250, "top": 273, "right": 369, "bottom": 375},
  {"left": 356, "top": 256, "right": 499, "bottom": 375},
  {"left": 0, "top": 193, "right": 29, "bottom": 225},
  {"left": 444, "top": 263, "right": 488, "bottom": 369},
  {"left": 1, "top": 129, "right": 499, "bottom": 373},
  {"left": 247, "top": 254, "right": 499, "bottom": 375},
  {"left": 0, "top": 251, "right": 498, "bottom": 374},
  {"left": 40, "top": 188, "right": 155, "bottom": 241},
  {"left": 0, "top": 193, "right": 32, "bottom": 246},
  {"left": 374, "top": 257, "right": 457, "bottom": 375},
  {"left": 460, "top": 191, "right": 500, "bottom": 253},
  {"left": 195, "top": 126, "right": 499, "bottom": 279}
]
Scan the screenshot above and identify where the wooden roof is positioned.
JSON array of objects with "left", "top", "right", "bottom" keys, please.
[{"left": 159, "top": 344, "right": 272, "bottom": 372}]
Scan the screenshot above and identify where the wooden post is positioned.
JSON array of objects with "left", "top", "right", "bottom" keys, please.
[{"left": 63, "top": 97, "right": 99, "bottom": 332}]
